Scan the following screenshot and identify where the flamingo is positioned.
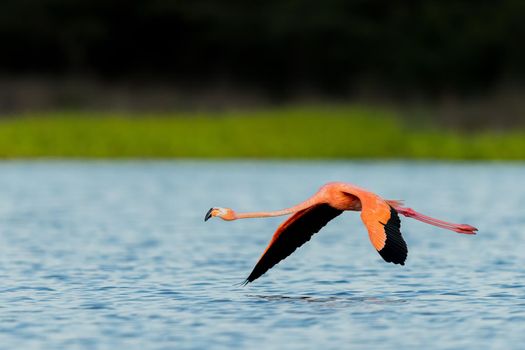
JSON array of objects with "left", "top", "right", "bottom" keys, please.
[{"left": 204, "top": 182, "right": 477, "bottom": 284}]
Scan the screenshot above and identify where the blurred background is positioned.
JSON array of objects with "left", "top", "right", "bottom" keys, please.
[{"left": 0, "top": 0, "right": 524, "bottom": 158}]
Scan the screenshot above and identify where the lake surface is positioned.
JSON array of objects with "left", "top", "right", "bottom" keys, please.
[{"left": 0, "top": 161, "right": 524, "bottom": 350}]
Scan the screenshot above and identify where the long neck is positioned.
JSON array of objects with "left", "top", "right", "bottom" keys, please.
[{"left": 234, "top": 197, "right": 317, "bottom": 220}]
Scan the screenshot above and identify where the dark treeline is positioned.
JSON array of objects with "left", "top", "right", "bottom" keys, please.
[{"left": 1, "top": 0, "right": 524, "bottom": 97}]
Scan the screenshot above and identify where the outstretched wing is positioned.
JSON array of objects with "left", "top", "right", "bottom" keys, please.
[
  {"left": 359, "top": 195, "right": 407, "bottom": 265},
  {"left": 244, "top": 204, "right": 342, "bottom": 284}
]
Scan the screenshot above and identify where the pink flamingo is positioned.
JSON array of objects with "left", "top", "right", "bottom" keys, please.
[{"left": 205, "top": 182, "right": 477, "bottom": 284}]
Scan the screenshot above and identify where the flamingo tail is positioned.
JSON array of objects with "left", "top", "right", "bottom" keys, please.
[{"left": 391, "top": 205, "right": 477, "bottom": 234}]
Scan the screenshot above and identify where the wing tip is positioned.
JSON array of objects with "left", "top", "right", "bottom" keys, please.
[
  {"left": 378, "top": 247, "right": 407, "bottom": 265},
  {"left": 233, "top": 279, "right": 251, "bottom": 287}
]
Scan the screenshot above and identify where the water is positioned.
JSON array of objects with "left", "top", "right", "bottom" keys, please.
[{"left": 0, "top": 161, "right": 524, "bottom": 350}]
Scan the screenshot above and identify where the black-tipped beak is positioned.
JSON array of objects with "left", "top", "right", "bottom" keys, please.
[{"left": 204, "top": 208, "right": 214, "bottom": 222}]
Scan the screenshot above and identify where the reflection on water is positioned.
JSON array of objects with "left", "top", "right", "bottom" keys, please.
[
  {"left": 0, "top": 161, "right": 524, "bottom": 350},
  {"left": 248, "top": 294, "right": 408, "bottom": 306}
]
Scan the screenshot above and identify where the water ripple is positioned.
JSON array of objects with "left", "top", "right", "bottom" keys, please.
[{"left": 0, "top": 161, "right": 524, "bottom": 350}]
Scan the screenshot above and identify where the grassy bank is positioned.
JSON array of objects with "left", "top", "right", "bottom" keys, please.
[{"left": 0, "top": 106, "right": 524, "bottom": 159}]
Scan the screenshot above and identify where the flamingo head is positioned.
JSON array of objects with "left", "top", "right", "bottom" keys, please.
[{"left": 204, "top": 207, "right": 236, "bottom": 221}]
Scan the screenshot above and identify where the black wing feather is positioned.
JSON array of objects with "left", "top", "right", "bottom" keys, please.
[
  {"left": 244, "top": 204, "right": 342, "bottom": 284},
  {"left": 377, "top": 207, "right": 408, "bottom": 265}
]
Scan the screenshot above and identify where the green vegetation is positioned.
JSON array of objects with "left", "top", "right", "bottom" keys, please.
[{"left": 1, "top": 106, "right": 524, "bottom": 160}]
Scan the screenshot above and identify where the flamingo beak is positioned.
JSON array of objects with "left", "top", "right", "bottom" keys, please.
[{"left": 204, "top": 208, "right": 214, "bottom": 221}]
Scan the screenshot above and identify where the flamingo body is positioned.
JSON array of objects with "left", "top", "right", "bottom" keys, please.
[{"left": 205, "top": 182, "right": 477, "bottom": 284}]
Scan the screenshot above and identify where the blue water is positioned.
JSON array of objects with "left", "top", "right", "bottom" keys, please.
[{"left": 0, "top": 161, "right": 524, "bottom": 350}]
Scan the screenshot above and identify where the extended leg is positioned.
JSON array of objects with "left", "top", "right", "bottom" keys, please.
[{"left": 394, "top": 206, "right": 477, "bottom": 234}]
